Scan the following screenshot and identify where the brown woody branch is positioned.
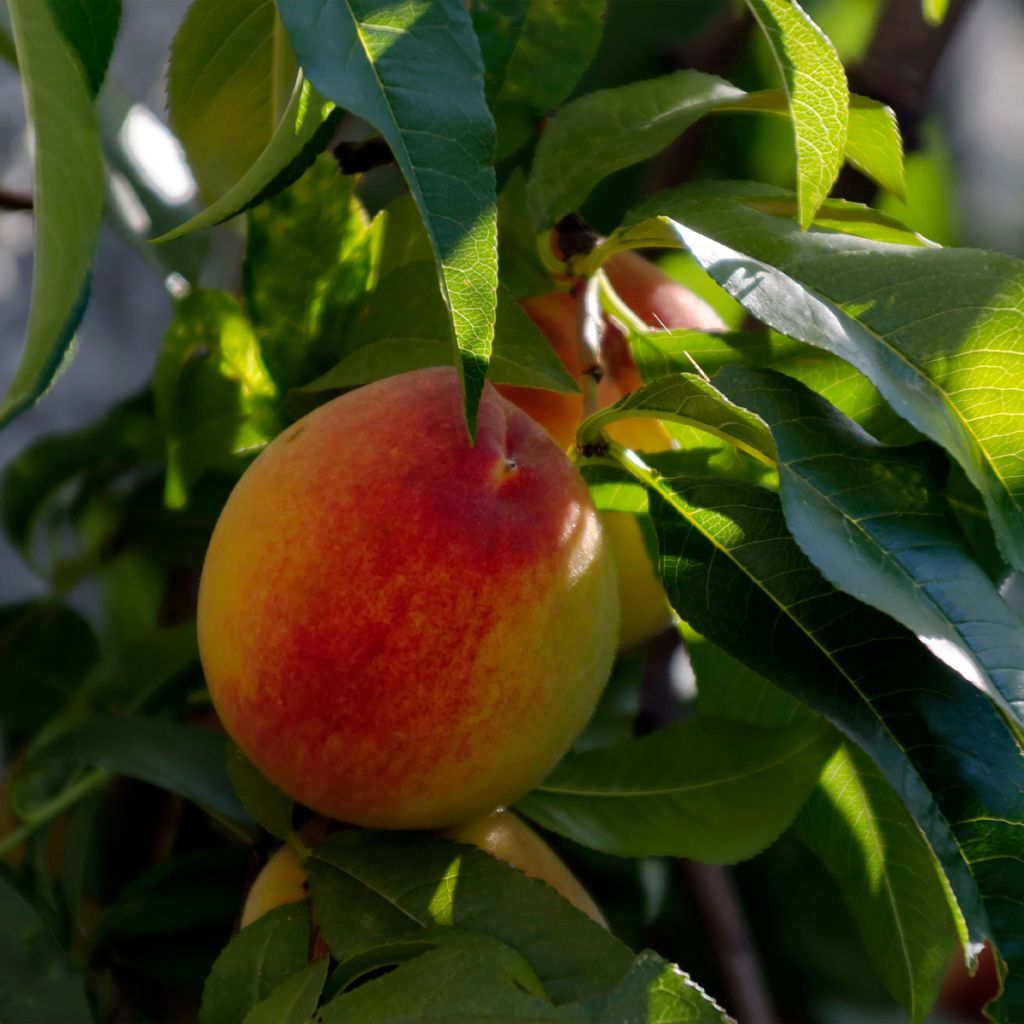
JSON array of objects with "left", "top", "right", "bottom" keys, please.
[{"left": 0, "top": 186, "right": 32, "bottom": 211}]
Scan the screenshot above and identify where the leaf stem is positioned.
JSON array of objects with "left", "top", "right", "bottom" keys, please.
[{"left": 0, "top": 767, "right": 109, "bottom": 858}]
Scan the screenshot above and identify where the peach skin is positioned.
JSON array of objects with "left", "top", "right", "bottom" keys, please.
[{"left": 198, "top": 367, "right": 619, "bottom": 829}]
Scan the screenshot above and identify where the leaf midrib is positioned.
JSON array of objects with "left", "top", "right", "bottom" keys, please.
[{"left": 536, "top": 729, "right": 825, "bottom": 799}]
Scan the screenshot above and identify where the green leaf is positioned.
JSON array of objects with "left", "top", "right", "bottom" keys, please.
[
  {"left": 717, "top": 366, "right": 1024, "bottom": 728},
  {"left": 798, "top": 743, "right": 955, "bottom": 1023},
  {"left": 243, "top": 957, "right": 328, "bottom": 1024},
  {"left": 225, "top": 744, "right": 294, "bottom": 841},
  {"left": 321, "top": 941, "right": 730, "bottom": 1023},
  {"left": 625, "top": 325, "right": 915, "bottom": 445},
  {"left": 306, "top": 830, "right": 632, "bottom": 1003},
  {"left": 200, "top": 903, "right": 310, "bottom": 1024},
  {"left": 31, "top": 716, "right": 251, "bottom": 823},
  {"left": 154, "top": 74, "right": 338, "bottom": 242},
  {"left": 626, "top": 463, "right": 1024, "bottom": 1019},
  {"left": 723, "top": 90, "right": 905, "bottom": 202},
  {"left": 276, "top": 0, "right": 498, "bottom": 438},
  {"left": 318, "top": 933, "right": 559, "bottom": 1021},
  {"left": 0, "top": 602, "right": 98, "bottom": 741},
  {"left": 923, "top": 0, "right": 950, "bottom": 26},
  {"left": 744, "top": 0, "right": 848, "bottom": 227},
  {"left": 528, "top": 69, "right": 745, "bottom": 229},
  {"left": 243, "top": 155, "right": 382, "bottom": 392},
  {"left": 0, "top": 875, "right": 93, "bottom": 1023},
  {"left": 518, "top": 717, "right": 834, "bottom": 862},
  {"left": 4, "top": 0, "right": 104, "bottom": 429},
  {"left": 578, "top": 373, "right": 776, "bottom": 465},
  {"left": 683, "top": 623, "right": 808, "bottom": 730},
  {"left": 616, "top": 180, "right": 1024, "bottom": 572},
  {"left": 300, "top": 262, "right": 576, "bottom": 395},
  {"left": 0, "top": 394, "right": 160, "bottom": 564},
  {"left": 97, "top": 848, "right": 248, "bottom": 938},
  {"left": 153, "top": 290, "right": 279, "bottom": 508},
  {"left": 168, "top": 0, "right": 297, "bottom": 199},
  {"left": 568, "top": 950, "right": 730, "bottom": 1023},
  {"left": 47, "top": 0, "right": 120, "bottom": 97},
  {"left": 472, "top": 0, "right": 605, "bottom": 159}
]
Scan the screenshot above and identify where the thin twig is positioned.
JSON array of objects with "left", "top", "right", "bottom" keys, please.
[
  {"left": 680, "top": 860, "right": 777, "bottom": 1024},
  {"left": 0, "top": 186, "right": 32, "bottom": 211}
]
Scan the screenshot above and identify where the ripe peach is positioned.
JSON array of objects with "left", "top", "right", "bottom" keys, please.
[
  {"left": 241, "top": 809, "right": 605, "bottom": 928},
  {"left": 198, "top": 367, "right": 618, "bottom": 829},
  {"left": 498, "top": 254, "right": 720, "bottom": 650}
]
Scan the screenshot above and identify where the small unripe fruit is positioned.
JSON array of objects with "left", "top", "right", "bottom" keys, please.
[
  {"left": 498, "top": 254, "right": 719, "bottom": 651},
  {"left": 198, "top": 367, "right": 618, "bottom": 829}
]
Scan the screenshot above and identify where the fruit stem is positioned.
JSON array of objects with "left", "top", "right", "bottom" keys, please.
[
  {"left": 576, "top": 275, "right": 604, "bottom": 421},
  {"left": 596, "top": 269, "right": 649, "bottom": 338}
]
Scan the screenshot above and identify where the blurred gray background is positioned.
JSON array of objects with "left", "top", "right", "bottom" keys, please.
[{"left": 2, "top": 0, "right": 1024, "bottom": 605}]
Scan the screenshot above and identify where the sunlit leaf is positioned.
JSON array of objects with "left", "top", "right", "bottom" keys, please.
[
  {"left": 276, "top": 0, "right": 497, "bottom": 437},
  {"left": 168, "top": 0, "right": 297, "bottom": 200},
  {"left": 745, "top": 0, "right": 848, "bottom": 227},
  {"left": 799, "top": 744, "right": 955, "bottom": 1023}
]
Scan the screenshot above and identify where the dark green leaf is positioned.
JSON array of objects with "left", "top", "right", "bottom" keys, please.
[
  {"left": 0, "top": 394, "right": 160, "bottom": 564},
  {"left": 744, "top": 0, "right": 848, "bottom": 227},
  {"left": 98, "top": 849, "right": 247, "bottom": 938},
  {"left": 717, "top": 366, "right": 1024, "bottom": 727},
  {"left": 614, "top": 180, "right": 1024, "bottom": 572},
  {"left": 0, "top": 602, "right": 98, "bottom": 740},
  {"left": 154, "top": 290, "right": 279, "bottom": 507},
  {"left": 528, "top": 70, "right": 744, "bottom": 229},
  {"left": 168, "top": 0, "right": 297, "bottom": 199},
  {"left": 300, "top": 262, "right": 576, "bottom": 395},
  {"left": 277, "top": 0, "right": 498, "bottom": 437},
  {"left": 4, "top": 0, "right": 104, "bottom": 429},
  {"left": 306, "top": 830, "right": 632, "bottom": 1003},
  {"left": 32, "top": 716, "right": 250, "bottom": 823},
  {"left": 200, "top": 903, "right": 310, "bottom": 1024},
  {"left": 518, "top": 717, "right": 835, "bottom": 862},
  {"left": 798, "top": 744, "right": 955, "bottom": 1023},
  {"left": 318, "top": 933, "right": 558, "bottom": 1022},
  {"left": 472, "top": 0, "right": 605, "bottom": 159},
  {"left": 243, "top": 155, "right": 382, "bottom": 392},
  {"left": 630, "top": 464, "right": 1023, "bottom": 1019},
  {"left": 225, "top": 744, "right": 294, "bottom": 841},
  {"left": 321, "top": 940, "right": 730, "bottom": 1023},
  {"left": 0, "top": 875, "right": 92, "bottom": 1023},
  {"left": 243, "top": 957, "right": 328, "bottom": 1024},
  {"left": 568, "top": 949, "right": 730, "bottom": 1023},
  {"left": 47, "top": 0, "right": 120, "bottom": 97}
]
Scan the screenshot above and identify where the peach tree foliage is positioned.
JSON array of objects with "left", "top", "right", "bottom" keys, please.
[{"left": 0, "top": 1, "right": 1022, "bottom": 1022}]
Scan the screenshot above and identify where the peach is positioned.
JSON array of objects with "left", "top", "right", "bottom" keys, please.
[
  {"left": 198, "top": 367, "right": 618, "bottom": 829},
  {"left": 497, "top": 254, "right": 720, "bottom": 650},
  {"left": 241, "top": 809, "right": 605, "bottom": 928}
]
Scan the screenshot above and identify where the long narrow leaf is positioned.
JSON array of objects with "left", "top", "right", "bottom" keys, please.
[
  {"left": 4, "top": 0, "right": 105, "bottom": 428},
  {"left": 276, "top": 0, "right": 498, "bottom": 437}
]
